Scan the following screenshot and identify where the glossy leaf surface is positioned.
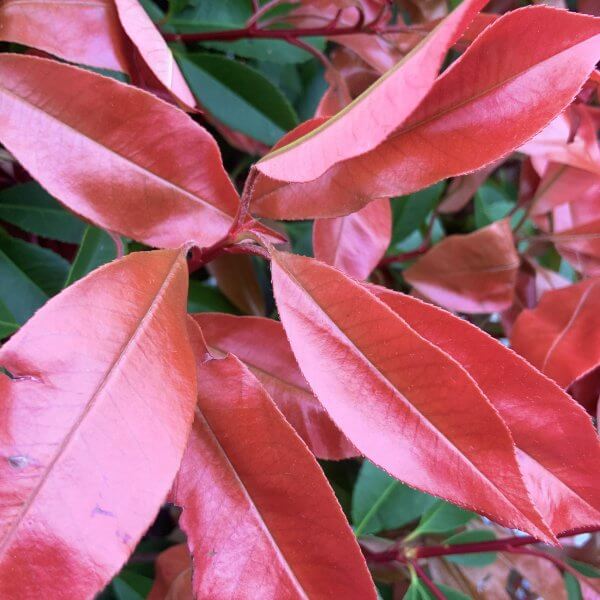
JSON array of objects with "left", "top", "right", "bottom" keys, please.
[
  {"left": 191, "top": 312, "right": 356, "bottom": 460},
  {"left": 171, "top": 350, "right": 376, "bottom": 599},
  {"left": 114, "top": 0, "right": 195, "bottom": 106},
  {"left": 511, "top": 278, "right": 600, "bottom": 392},
  {"left": 0, "top": 54, "right": 239, "bottom": 249},
  {"left": 0, "top": 249, "right": 197, "bottom": 598},
  {"left": 252, "top": 7, "right": 600, "bottom": 220},
  {"left": 369, "top": 284, "right": 600, "bottom": 534},
  {"left": 404, "top": 219, "right": 519, "bottom": 314},
  {"left": 256, "top": 0, "right": 487, "bottom": 181},
  {"left": 147, "top": 545, "right": 193, "bottom": 600},
  {"left": 0, "top": 0, "right": 130, "bottom": 72},
  {"left": 270, "top": 250, "right": 553, "bottom": 540},
  {"left": 313, "top": 198, "right": 392, "bottom": 280}
]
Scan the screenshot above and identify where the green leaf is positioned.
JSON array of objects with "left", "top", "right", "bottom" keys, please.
[
  {"left": 444, "top": 530, "right": 497, "bottom": 567},
  {"left": 64, "top": 226, "right": 119, "bottom": 287},
  {"left": 568, "top": 559, "right": 600, "bottom": 579},
  {"left": 404, "top": 578, "right": 470, "bottom": 600},
  {"left": 187, "top": 280, "right": 239, "bottom": 313},
  {"left": 391, "top": 183, "right": 445, "bottom": 246},
  {"left": 474, "top": 181, "right": 514, "bottom": 228},
  {"left": 0, "top": 182, "right": 86, "bottom": 243},
  {"left": 177, "top": 52, "right": 298, "bottom": 145},
  {"left": 0, "top": 298, "right": 19, "bottom": 339},
  {"left": 111, "top": 579, "right": 143, "bottom": 600},
  {"left": 169, "top": 1, "right": 324, "bottom": 64},
  {"left": 564, "top": 572, "right": 583, "bottom": 600},
  {"left": 408, "top": 501, "right": 475, "bottom": 539},
  {"left": 352, "top": 461, "right": 437, "bottom": 536},
  {"left": 0, "top": 231, "right": 69, "bottom": 296},
  {"left": 114, "top": 570, "right": 153, "bottom": 599},
  {"left": 285, "top": 221, "right": 313, "bottom": 257}
]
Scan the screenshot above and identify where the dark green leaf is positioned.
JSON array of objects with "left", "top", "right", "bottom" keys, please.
[
  {"left": 564, "top": 572, "right": 583, "bottom": 600},
  {"left": 352, "top": 461, "right": 437, "bottom": 536},
  {"left": 408, "top": 501, "right": 475, "bottom": 539},
  {"left": 444, "top": 530, "right": 497, "bottom": 567},
  {"left": 391, "top": 183, "right": 445, "bottom": 246},
  {"left": 0, "top": 182, "right": 85, "bottom": 243},
  {"left": 285, "top": 221, "right": 313, "bottom": 257},
  {"left": 64, "top": 226, "right": 119, "bottom": 287},
  {"left": 0, "top": 298, "right": 19, "bottom": 339},
  {"left": 187, "top": 280, "right": 239, "bottom": 313},
  {"left": 0, "top": 231, "right": 69, "bottom": 297},
  {"left": 474, "top": 181, "right": 514, "bottom": 228},
  {"left": 568, "top": 559, "right": 600, "bottom": 579},
  {"left": 177, "top": 52, "right": 298, "bottom": 145}
]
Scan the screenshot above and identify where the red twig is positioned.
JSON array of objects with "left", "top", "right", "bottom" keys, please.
[
  {"left": 162, "top": 22, "right": 415, "bottom": 44},
  {"left": 504, "top": 546, "right": 583, "bottom": 581},
  {"left": 411, "top": 561, "right": 446, "bottom": 600}
]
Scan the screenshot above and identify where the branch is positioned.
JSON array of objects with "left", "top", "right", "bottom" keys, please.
[
  {"left": 411, "top": 562, "right": 446, "bottom": 600},
  {"left": 161, "top": 22, "right": 417, "bottom": 44}
]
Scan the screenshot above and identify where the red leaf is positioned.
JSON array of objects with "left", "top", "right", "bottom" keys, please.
[
  {"left": 191, "top": 313, "right": 357, "bottom": 460},
  {"left": 438, "top": 162, "right": 500, "bottom": 214},
  {"left": 147, "top": 545, "right": 193, "bottom": 600},
  {"left": 403, "top": 219, "right": 519, "bottom": 314},
  {"left": 256, "top": 0, "right": 486, "bottom": 182},
  {"left": 270, "top": 249, "right": 554, "bottom": 541},
  {"left": 171, "top": 346, "right": 376, "bottom": 599},
  {"left": 252, "top": 7, "right": 600, "bottom": 220},
  {"left": 368, "top": 284, "right": 600, "bottom": 535},
  {"left": 0, "top": 249, "right": 197, "bottom": 598},
  {"left": 0, "top": 0, "right": 130, "bottom": 73},
  {"left": 313, "top": 198, "right": 392, "bottom": 280},
  {"left": 113, "top": 0, "right": 195, "bottom": 107},
  {"left": 511, "top": 278, "right": 600, "bottom": 395},
  {"left": 207, "top": 254, "right": 266, "bottom": 316},
  {"left": 531, "top": 164, "right": 600, "bottom": 217},
  {"left": 0, "top": 54, "right": 239, "bottom": 249}
]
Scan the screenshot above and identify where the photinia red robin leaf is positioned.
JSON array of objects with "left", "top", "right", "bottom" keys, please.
[
  {"left": 0, "top": 0, "right": 130, "bottom": 73},
  {"left": 191, "top": 312, "right": 357, "bottom": 460},
  {"left": 256, "top": 0, "right": 487, "bottom": 182},
  {"left": 0, "top": 249, "right": 197, "bottom": 598},
  {"left": 113, "top": 0, "right": 195, "bottom": 107},
  {"left": 206, "top": 254, "right": 266, "bottom": 316},
  {"left": 147, "top": 545, "right": 193, "bottom": 600},
  {"left": 368, "top": 284, "right": 600, "bottom": 535},
  {"left": 170, "top": 339, "right": 376, "bottom": 599},
  {"left": 313, "top": 198, "right": 392, "bottom": 280},
  {"left": 270, "top": 249, "right": 554, "bottom": 541},
  {"left": 251, "top": 6, "right": 600, "bottom": 220},
  {"left": 530, "top": 164, "right": 600, "bottom": 217},
  {"left": 403, "top": 219, "right": 519, "bottom": 314},
  {"left": 0, "top": 54, "right": 240, "bottom": 249},
  {"left": 511, "top": 278, "right": 600, "bottom": 398}
]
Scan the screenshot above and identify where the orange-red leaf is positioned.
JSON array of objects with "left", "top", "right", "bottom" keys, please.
[
  {"left": 0, "top": 0, "right": 130, "bottom": 73},
  {"left": 313, "top": 198, "right": 392, "bottom": 280},
  {"left": 270, "top": 250, "right": 554, "bottom": 541},
  {"left": 148, "top": 545, "right": 193, "bottom": 600},
  {"left": 369, "top": 284, "right": 600, "bottom": 535},
  {"left": 252, "top": 7, "right": 600, "bottom": 220},
  {"left": 511, "top": 278, "right": 600, "bottom": 395},
  {"left": 404, "top": 219, "right": 519, "bottom": 314},
  {"left": 171, "top": 348, "right": 376, "bottom": 599},
  {"left": 257, "top": 0, "right": 487, "bottom": 182},
  {"left": 113, "top": 0, "right": 195, "bottom": 107},
  {"left": 0, "top": 54, "right": 239, "bottom": 249},
  {"left": 191, "top": 312, "right": 357, "bottom": 460},
  {"left": 0, "top": 250, "right": 197, "bottom": 598}
]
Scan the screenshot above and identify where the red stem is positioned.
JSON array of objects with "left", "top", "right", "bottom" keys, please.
[
  {"left": 410, "top": 527, "right": 599, "bottom": 561},
  {"left": 504, "top": 547, "right": 583, "bottom": 581},
  {"left": 411, "top": 561, "right": 446, "bottom": 600},
  {"left": 162, "top": 22, "right": 415, "bottom": 44}
]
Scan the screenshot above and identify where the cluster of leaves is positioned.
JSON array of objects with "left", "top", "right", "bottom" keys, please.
[{"left": 0, "top": 0, "right": 599, "bottom": 598}]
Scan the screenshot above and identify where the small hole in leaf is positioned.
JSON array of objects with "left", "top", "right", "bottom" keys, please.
[{"left": 7, "top": 455, "right": 29, "bottom": 469}]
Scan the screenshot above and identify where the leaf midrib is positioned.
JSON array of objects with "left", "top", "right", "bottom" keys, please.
[
  {"left": 194, "top": 406, "right": 310, "bottom": 600},
  {"left": 0, "top": 76, "right": 234, "bottom": 223},
  {"left": 0, "top": 252, "right": 183, "bottom": 558},
  {"left": 275, "top": 255, "right": 538, "bottom": 526}
]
